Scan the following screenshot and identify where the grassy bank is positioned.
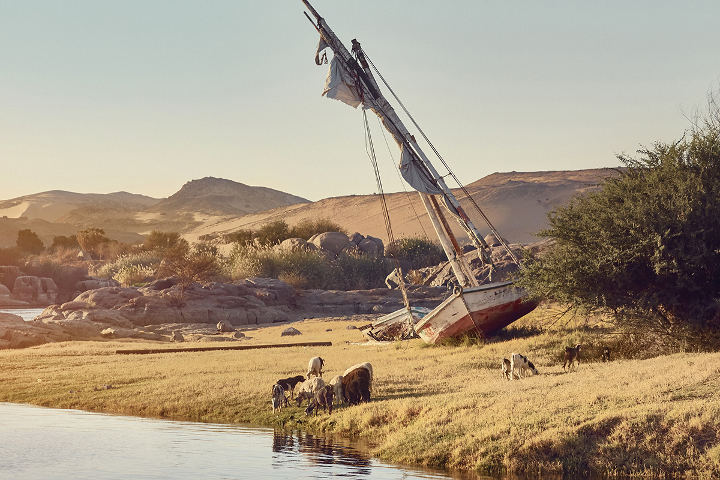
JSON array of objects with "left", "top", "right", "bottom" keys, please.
[{"left": 1, "top": 311, "right": 719, "bottom": 478}]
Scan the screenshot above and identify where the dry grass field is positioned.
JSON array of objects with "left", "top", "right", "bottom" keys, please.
[{"left": 1, "top": 309, "right": 719, "bottom": 478}]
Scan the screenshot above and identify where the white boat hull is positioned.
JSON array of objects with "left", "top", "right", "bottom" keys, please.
[{"left": 414, "top": 281, "right": 538, "bottom": 344}]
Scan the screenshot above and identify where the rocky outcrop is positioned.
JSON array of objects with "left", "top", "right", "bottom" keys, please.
[
  {"left": 309, "top": 232, "right": 352, "bottom": 256},
  {"left": 11, "top": 276, "right": 58, "bottom": 305},
  {"left": 0, "top": 312, "right": 72, "bottom": 349},
  {"left": 275, "top": 238, "right": 318, "bottom": 254}
]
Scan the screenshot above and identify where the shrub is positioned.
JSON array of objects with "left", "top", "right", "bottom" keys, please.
[
  {"left": 144, "top": 231, "right": 184, "bottom": 252},
  {"left": 386, "top": 237, "right": 445, "bottom": 270},
  {"left": 518, "top": 99, "right": 720, "bottom": 350},
  {"left": 76, "top": 228, "right": 110, "bottom": 257},
  {"left": 289, "top": 218, "right": 346, "bottom": 239},
  {"left": 331, "top": 252, "right": 390, "bottom": 290},
  {"left": 254, "top": 220, "right": 291, "bottom": 246},
  {"left": 94, "top": 251, "right": 162, "bottom": 280},
  {"left": 16, "top": 229, "right": 44, "bottom": 254},
  {"left": 114, "top": 264, "right": 155, "bottom": 287},
  {"left": 223, "top": 229, "right": 254, "bottom": 245},
  {"left": 51, "top": 235, "right": 79, "bottom": 251}
]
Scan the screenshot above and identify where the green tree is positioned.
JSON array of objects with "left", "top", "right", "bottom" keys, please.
[
  {"left": 76, "top": 227, "right": 110, "bottom": 256},
  {"left": 519, "top": 102, "right": 720, "bottom": 349},
  {"left": 16, "top": 229, "right": 44, "bottom": 254}
]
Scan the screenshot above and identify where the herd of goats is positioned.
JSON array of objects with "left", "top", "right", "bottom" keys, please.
[{"left": 271, "top": 344, "right": 611, "bottom": 415}]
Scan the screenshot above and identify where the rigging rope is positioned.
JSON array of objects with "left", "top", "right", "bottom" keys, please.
[
  {"left": 363, "top": 54, "right": 521, "bottom": 266},
  {"left": 362, "top": 109, "right": 412, "bottom": 314}
]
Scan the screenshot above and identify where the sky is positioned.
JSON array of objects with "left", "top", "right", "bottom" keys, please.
[{"left": 1, "top": 0, "right": 719, "bottom": 201}]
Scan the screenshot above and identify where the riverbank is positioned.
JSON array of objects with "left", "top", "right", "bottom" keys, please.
[{"left": 1, "top": 310, "right": 718, "bottom": 478}]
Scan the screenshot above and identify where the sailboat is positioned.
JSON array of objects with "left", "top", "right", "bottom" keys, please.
[{"left": 300, "top": 1, "right": 538, "bottom": 344}]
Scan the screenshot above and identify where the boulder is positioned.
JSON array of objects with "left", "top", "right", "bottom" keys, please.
[
  {"left": 348, "top": 232, "right": 364, "bottom": 246},
  {"left": 275, "top": 238, "right": 318, "bottom": 254},
  {"left": 147, "top": 277, "right": 177, "bottom": 291},
  {"left": 483, "top": 233, "right": 506, "bottom": 248},
  {"left": 309, "top": 232, "right": 351, "bottom": 256},
  {"left": 171, "top": 330, "right": 185, "bottom": 342},
  {"left": 217, "top": 319, "right": 234, "bottom": 333},
  {"left": 232, "top": 330, "right": 246, "bottom": 339},
  {"left": 358, "top": 237, "right": 383, "bottom": 256},
  {"left": 281, "top": 327, "right": 302, "bottom": 336},
  {"left": 75, "top": 278, "right": 120, "bottom": 292}
]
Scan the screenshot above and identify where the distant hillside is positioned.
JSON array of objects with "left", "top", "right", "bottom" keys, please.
[
  {"left": 148, "top": 177, "right": 309, "bottom": 216},
  {"left": 187, "top": 168, "right": 619, "bottom": 245}
]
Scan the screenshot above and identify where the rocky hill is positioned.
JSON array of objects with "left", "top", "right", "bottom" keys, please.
[{"left": 148, "top": 177, "right": 309, "bottom": 216}]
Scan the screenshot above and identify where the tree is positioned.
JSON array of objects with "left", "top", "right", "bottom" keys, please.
[
  {"left": 518, "top": 100, "right": 720, "bottom": 349},
  {"left": 76, "top": 228, "right": 110, "bottom": 257},
  {"left": 158, "top": 243, "right": 221, "bottom": 303},
  {"left": 144, "top": 231, "right": 185, "bottom": 252},
  {"left": 51, "top": 235, "right": 79, "bottom": 250},
  {"left": 16, "top": 229, "right": 44, "bottom": 254}
]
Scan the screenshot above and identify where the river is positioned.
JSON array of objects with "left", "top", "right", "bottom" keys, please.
[
  {"left": 0, "top": 307, "right": 45, "bottom": 321},
  {"left": 0, "top": 403, "right": 484, "bottom": 480}
]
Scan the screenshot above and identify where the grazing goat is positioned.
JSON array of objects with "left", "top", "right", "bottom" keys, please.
[
  {"left": 328, "top": 375, "right": 344, "bottom": 404},
  {"left": 276, "top": 375, "right": 305, "bottom": 398},
  {"left": 601, "top": 347, "right": 611, "bottom": 362},
  {"left": 305, "top": 385, "right": 334, "bottom": 416},
  {"left": 342, "top": 368, "right": 371, "bottom": 405},
  {"left": 343, "top": 362, "right": 373, "bottom": 391},
  {"left": 501, "top": 358, "right": 519, "bottom": 380},
  {"left": 307, "top": 356, "right": 325, "bottom": 378},
  {"left": 295, "top": 377, "right": 326, "bottom": 406},
  {"left": 271, "top": 383, "right": 288, "bottom": 413},
  {"left": 510, "top": 353, "right": 539, "bottom": 380},
  {"left": 563, "top": 344, "right": 582, "bottom": 371}
]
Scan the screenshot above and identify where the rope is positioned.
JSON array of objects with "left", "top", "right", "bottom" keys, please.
[
  {"left": 362, "top": 109, "right": 412, "bottom": 314},
  {"left": 364, "top": 54, "right": 521, "bottom": 266}
]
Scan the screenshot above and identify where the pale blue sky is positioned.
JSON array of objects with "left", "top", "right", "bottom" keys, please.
[{"left": 1, "top": 0, "right": 718, "bottom": 200}]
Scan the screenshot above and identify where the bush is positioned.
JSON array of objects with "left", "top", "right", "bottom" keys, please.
[
  {"left": 223, "top": 229, "right": 254, "bottom": 245},
  {"left": 113, "top": 264, "right": 155, "bottom": 287},
  {"left": 254, "top": 220, "right": 291, "bottom": 246},
  {"left": 144, "top": 231, "right": 185, "bottom": 252},
  {"left": 386, "top": 237, "right": 445, "bottom": 270},
  {"left": 76, "top": 228, "right": 110, "bottom": 257},
  {"left": 289, "top": 218, "right": 346, "bottom": 239},
  {"left": 518, "top": 99, "right": 720, "bottom": 349},
  {"left": 50, "top": 235, "right": 79, "bottom": 251},
  {"left": 94, "top": 251, "right": 162, "bottom": 280},
  {"left": 16, "top": 229, "right": 44, "bottom": 254}
]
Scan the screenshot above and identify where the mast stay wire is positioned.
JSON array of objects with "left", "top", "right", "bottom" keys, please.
[
  {"left": 362, "top": 109, "right": 411, "bottom": 312},
  {"left": 374, "top": 116, "right": 431, "bottom": 241},
  {"left": 363, "top": 53, "right": 521, "bottom": 267}
]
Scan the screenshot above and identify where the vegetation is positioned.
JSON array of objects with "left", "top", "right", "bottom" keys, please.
[
  {"left": 227, "top": 244, "right": 390, "bottom": 290},
  {"left": 157, "top": 242, "right": 222, "bottom": 300},
  {"left": 1, "top": 310, "right": 719, "bottom": 478},
  {"left": 143, "top": 231, "right": 185, "bottom": 252},
  {"left": 519, "top": 102, "right": 720, "bottom": 350},
  {"left": 94, "top": 251, "right": 163, "bottom": 283},
  {"left": 76, "top": 228, "right": 110, "bottom": 257},
  {"left": 50, "top": 235, "right": 79, "bottom": 251},
  {"left": 386, "top": 237, "right": 445, "bottom": 270},
  {"left": 16, "top": 229, "right": 44, "bottom": 254},
  {"left": 0, "top": 247, "right": 23, "bottom": 266},
  {"left": 223, "top": 218, "right": 346, "bottom": 246}
]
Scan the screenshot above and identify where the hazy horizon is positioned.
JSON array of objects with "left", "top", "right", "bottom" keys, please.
[{"left": 2, "top": 0, "right": 719, "bottom": 201}]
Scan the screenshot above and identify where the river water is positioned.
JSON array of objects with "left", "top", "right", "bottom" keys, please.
[
  {"left": 0, "top": 307, "right": 45, "bottom": 321},
  {"left": 0, "top": 403, "right": 482, "bottom": 480}
]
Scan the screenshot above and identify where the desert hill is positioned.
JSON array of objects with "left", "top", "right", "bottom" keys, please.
[
  {"left": 148, "top": 177, "right": 309, "bottom": 216},
  {"left": 188, "top": 168, "right": 618, "bottom": 245}
]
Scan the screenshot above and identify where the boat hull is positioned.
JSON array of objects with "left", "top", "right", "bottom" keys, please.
[{"left": 414, "top": 281, "right": 538, "bottom": 344}]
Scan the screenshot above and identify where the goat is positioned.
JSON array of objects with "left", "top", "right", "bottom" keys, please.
[
  {"left": 343, "top": 362, "right": 373, "bottom": 391},
  {"left": 601, "top": 346, "right": 611, "bottom": 362},
  {"left": 328, "top": 375, "right": 344, "bottom": 404},
  {"left": 563, "top": 344, "right": 582, "bottom": 371},
  {"left": 305, "top": 385, "right": 334, "bottom": 416},
  {"left": 276, "top": 375, "right": 305, "bottom": 398},
  {"left": 271, "top": 383, "right": 288, "bottom": 413},
  {"left": 342, "top": 368, "right": 371, "bottom": 405},
  {"left": 501, "top": 358, "right": 519, "bottom": 380},
  {"left": 307, "top": 356, "right": 325, "bottom": 378},
  {"left": 295, "top": 377, "right": 326, "bottom": 406},
  {"left": 510, "top": 353, "right": 539, "bottom": 380}
]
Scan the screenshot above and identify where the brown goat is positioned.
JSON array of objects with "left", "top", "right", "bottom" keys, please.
[
  {"left": 342, "top": 367, "right": 371, "bottom": 405},
  {"left": 563, "top": 344, "right": 582, "bottom": 371}
]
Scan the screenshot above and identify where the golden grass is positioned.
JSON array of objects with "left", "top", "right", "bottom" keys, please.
[{"left": 1, "top": 310, "right": 719, "bottom": 478}]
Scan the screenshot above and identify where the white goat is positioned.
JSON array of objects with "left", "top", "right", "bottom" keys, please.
[
  {"left": 510, "top": 353, "right": 539, "bottom": 380},
  {"left": 307, "top": 356, "right": 325, "bottom": 378},
  {"left": 295, "top": 377, "right": 326, "bottom": 406},
  {"left": 328, "top": 375, "right": 344, "bottom": 404}
]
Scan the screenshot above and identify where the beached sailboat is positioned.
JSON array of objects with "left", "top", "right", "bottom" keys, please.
[{"left": 300, "top": 1, "right": 538, "bottom": 343}]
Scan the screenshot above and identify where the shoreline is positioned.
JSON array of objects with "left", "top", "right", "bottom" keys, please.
[{"left": 1, "top": 313, "right": 719, "bottom": 478}]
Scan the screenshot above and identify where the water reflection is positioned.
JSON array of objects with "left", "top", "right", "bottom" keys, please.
[{"left": 0, "top": 403, "right": 462, "bottom": 479}]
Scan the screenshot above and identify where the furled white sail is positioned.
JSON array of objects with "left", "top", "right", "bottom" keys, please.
[{"left": 322, "top": 57, "right": 362, "bottom": 108}]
